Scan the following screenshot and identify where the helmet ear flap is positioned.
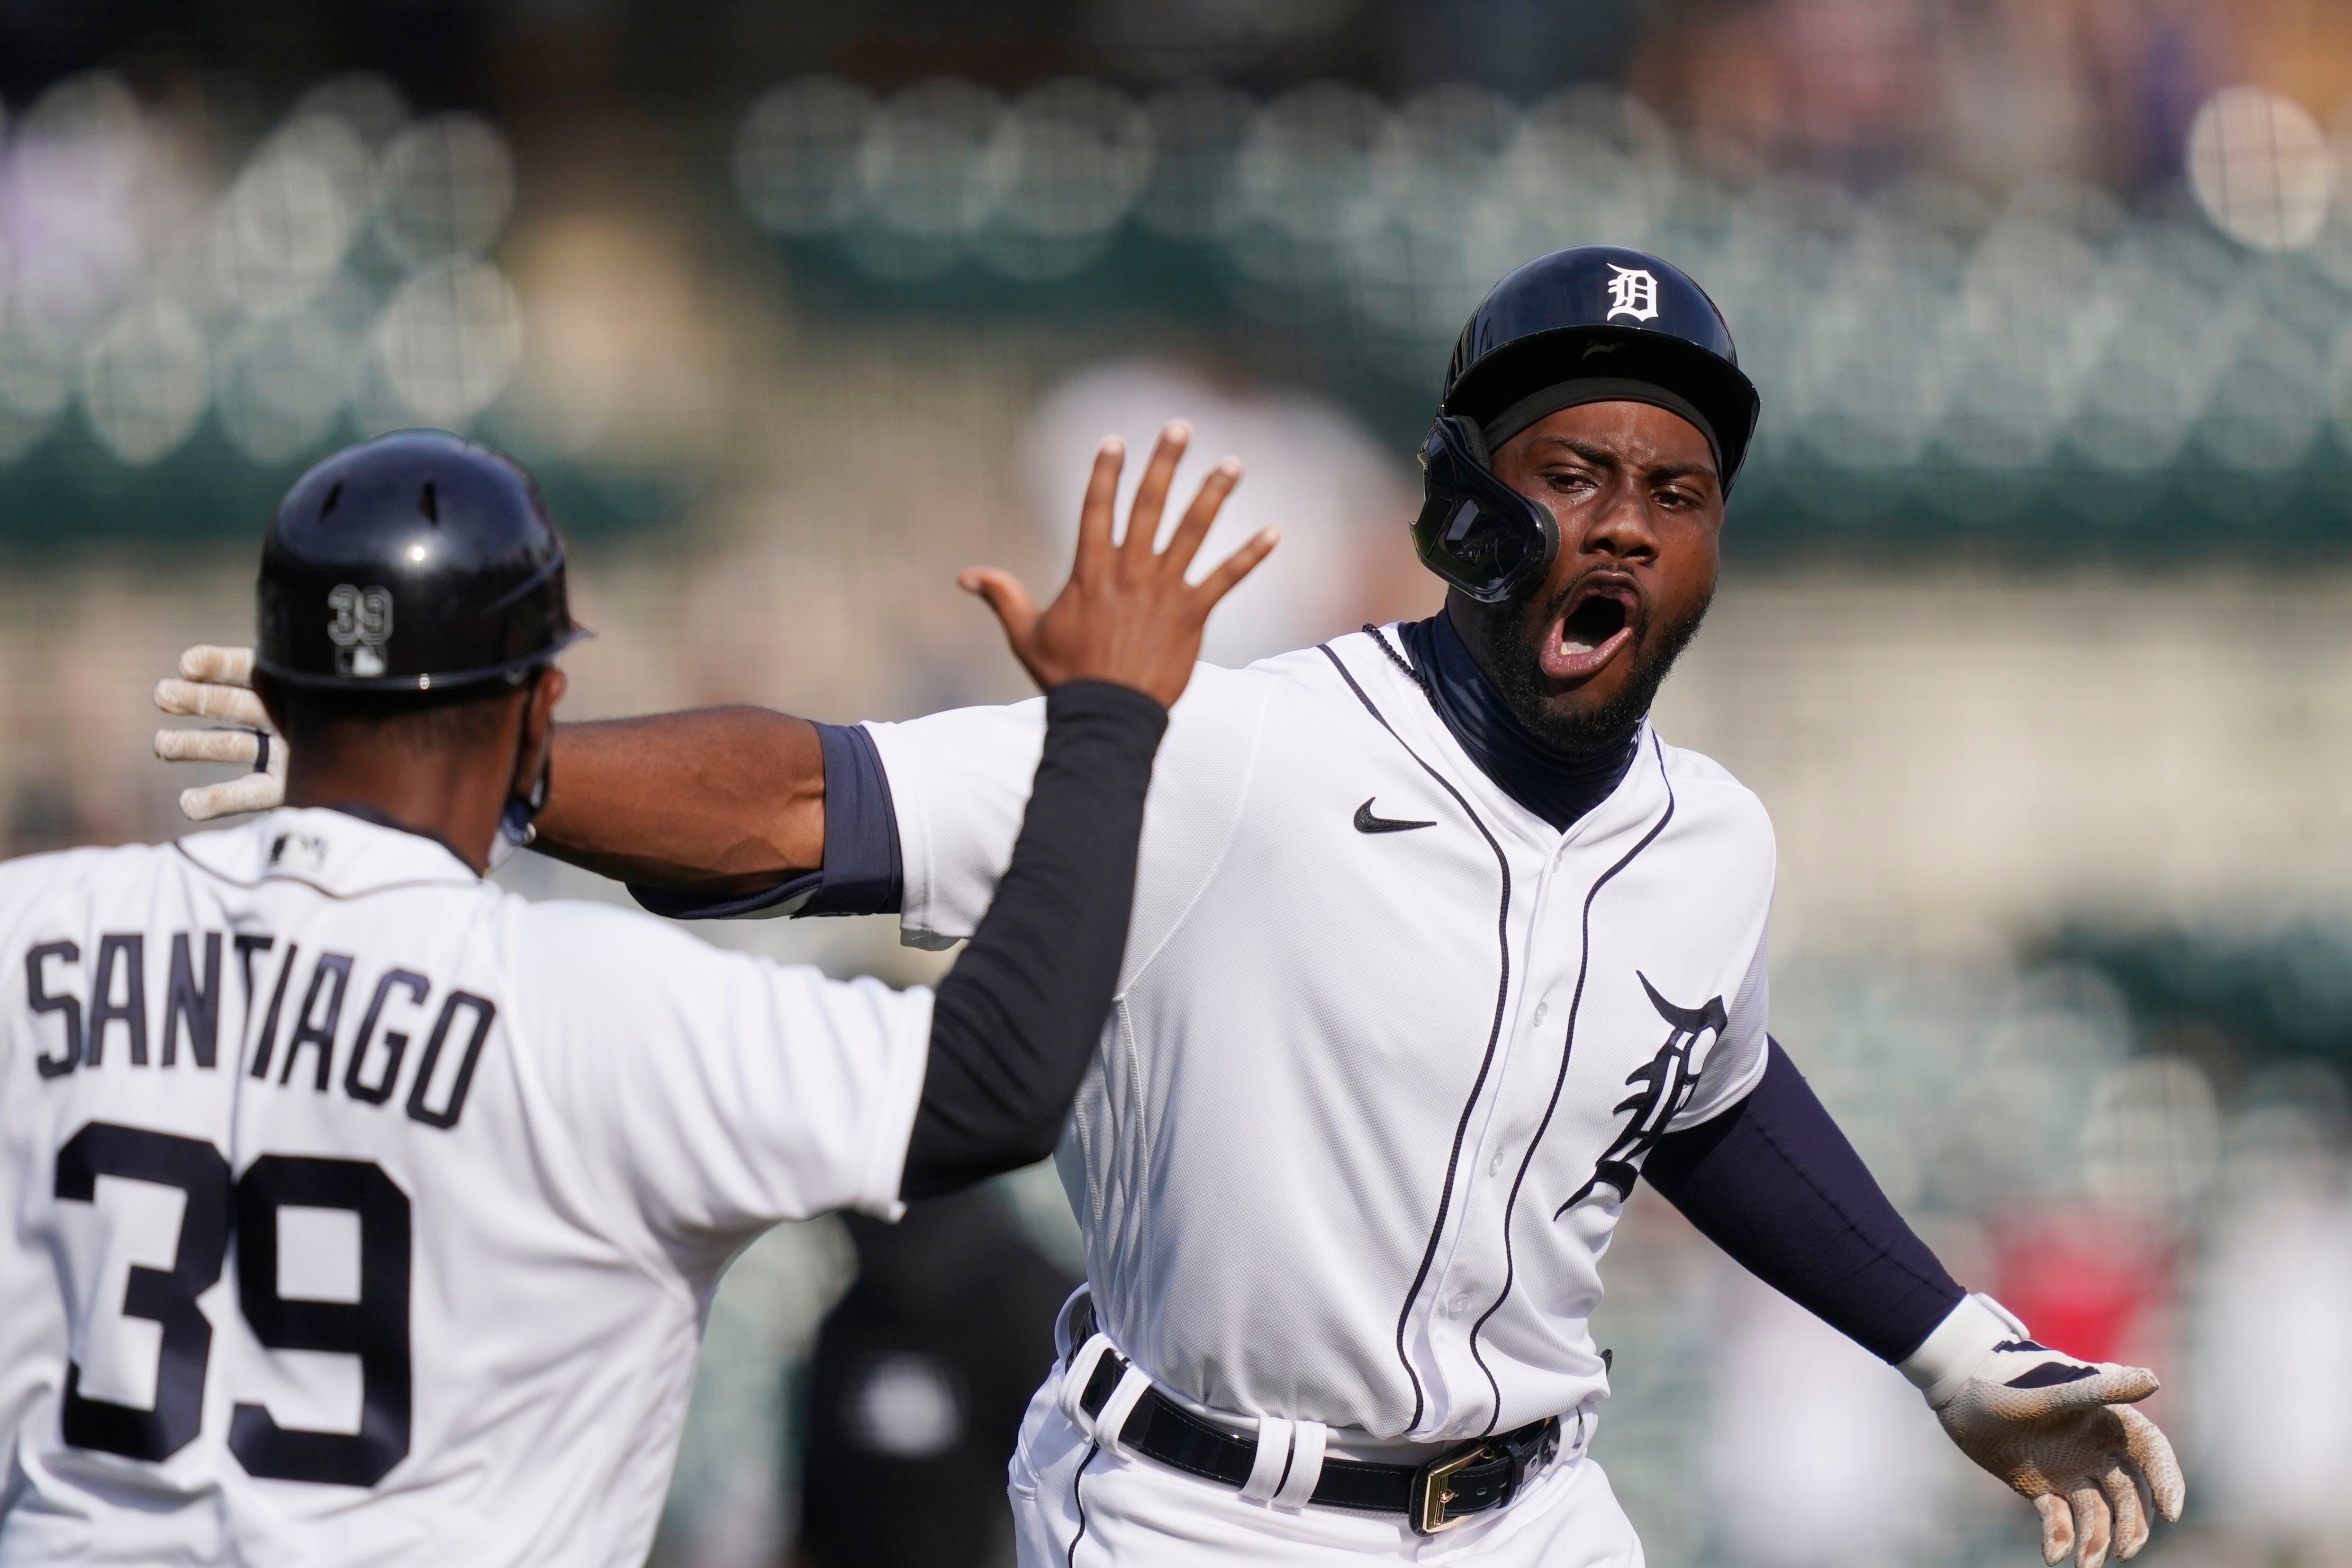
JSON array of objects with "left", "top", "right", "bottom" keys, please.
[
  {"left": 1441, "top": 413, "right": 1492, "bottom": 466},
  {"left": 1411, "top": 412, "right": 1558, "bottom": 604}
]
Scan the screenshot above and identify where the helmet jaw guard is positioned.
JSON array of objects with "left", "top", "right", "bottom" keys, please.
[{"left": 1411, "top": 415, "right": 1558, "bottom": 604}]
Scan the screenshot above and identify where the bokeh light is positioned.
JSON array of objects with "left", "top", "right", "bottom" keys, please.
[
  {"left": 3, "top": 73, "right": 148, "bottom": 360},
  {"left": 210, "top": 136, "right": 356, "bottom": 318},
  {"left": 2188, "top": 87, "right": 2336, "bottom": 253},
  {"left": 79, "top": 299, "right": 209, "bottom": 463},
  {"left": 2081, "top": 1056, "right": 2222, "bottom": 1215},
  {"left": 977, "top": 80, "right": 1153, "bottom": 281},
  {"left": 215, "top": 309, "right": 353, "bottom": 464},
  {"left": 735, "top": 77, "right": 875, "bottom": 239},
  {"left": 1135, "top": 85, "right": 1251, "bottom": 241},
  {"left": 373, "top": 257, "right": 524, "bottom": 427},
  {"left": 376, "top": 113, "right": 516, "bottom": 265},
  {"left": 849, "top": 78, "right": 1004, "bottom": 279}
]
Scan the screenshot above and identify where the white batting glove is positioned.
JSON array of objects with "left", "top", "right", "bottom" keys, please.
[
  {"left": 153, "top": 645, "right": 287, "bottom": 820},
  {"left": 1903, "top": 1295, "right": 2184, "bottom": 1568}
]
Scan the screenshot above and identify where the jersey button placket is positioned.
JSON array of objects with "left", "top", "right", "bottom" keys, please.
[{"left": 1483, "top": 998, "right": 1551, "bottom": 1179}]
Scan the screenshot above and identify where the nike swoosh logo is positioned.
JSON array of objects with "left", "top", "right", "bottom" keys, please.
[{"left": 1354, "top": 798, "right": 1436, "bottom": 834}]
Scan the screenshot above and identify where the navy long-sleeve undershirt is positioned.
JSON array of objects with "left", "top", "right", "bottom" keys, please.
[
  {"left": 1643, "top": 1039, "right": 1964, "bottom": 1362},
  {"left": 899, "top": 681, "right": 1165, "bottom": 1198}
]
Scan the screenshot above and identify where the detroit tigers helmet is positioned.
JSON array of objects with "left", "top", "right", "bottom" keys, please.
[
  {"left": 1412, "top": 245, "right": 1762, "bottom": 603},
  {"left": 256, "top": 430, "right": 587, "bottom": 692}
]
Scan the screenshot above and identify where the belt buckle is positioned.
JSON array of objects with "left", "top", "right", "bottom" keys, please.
[{"left": 1409, "top": 1441, "right": 1500, "bottom": 1536}]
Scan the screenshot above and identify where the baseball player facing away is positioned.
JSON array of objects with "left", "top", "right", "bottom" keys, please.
[
  {"left": 158, "top": 250, "right": 2184, "bottom": 1568},
  {"left": 18, "top": 428, "right": 1272, "bottom": 1566}
]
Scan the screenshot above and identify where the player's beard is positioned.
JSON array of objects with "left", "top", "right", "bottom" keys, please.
[{"left": 1483, "top": 580, "right": 1713, "bottom": 756}]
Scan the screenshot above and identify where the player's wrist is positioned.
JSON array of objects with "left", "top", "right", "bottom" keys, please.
[
  {"left": 1044, "top": 678, "right": 1171, "bottom": 730},
  {"left": 1899, "top": 1292, "right": 2029, "bottom": 1408}
]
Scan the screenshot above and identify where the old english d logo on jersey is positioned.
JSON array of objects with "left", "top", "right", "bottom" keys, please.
[{"left": 1556, "top": 973, "right": 1726, "bottom": 1214}]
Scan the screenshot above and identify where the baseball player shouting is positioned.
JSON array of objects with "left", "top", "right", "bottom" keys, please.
[
  {"left": 15, "top": 426, "right": 1269, "bottom": 1565},
  {"left": 158, "top": 250, "right": 2182, "bottom": 1568}
]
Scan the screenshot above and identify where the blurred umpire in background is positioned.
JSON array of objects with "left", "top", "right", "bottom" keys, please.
[
  {"left": 798, "top": 1188, "right": 1076, "bottom": 1568},
  {"left": 160, "top": 253, "right": 2182, "bottom": 1568}
]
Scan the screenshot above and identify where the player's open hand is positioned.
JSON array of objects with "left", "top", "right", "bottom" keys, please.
[
  {"left": 154, "top": 644, "right": 287, "bottom": 820},
  {"left": 961, "top": 421, "right": 1276, "bottom": 710},
  {"left": 1933, "top": 1338, "right": 2184, "bottom": 1568}
]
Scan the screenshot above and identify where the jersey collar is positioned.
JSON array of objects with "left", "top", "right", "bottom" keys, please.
[
  {"left": 1398, "top": 611, "right": 1640, "bottom": 832},
  {"left": 1336, "top": 626, "right": 1668, "bottom": 857},
  {"left": 176, "top": 806, "right": 483, "bottom": 897}
]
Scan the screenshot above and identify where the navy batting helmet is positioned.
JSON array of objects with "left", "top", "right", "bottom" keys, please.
[
  {"left": 1411, "top": 245, "right": 1761, "bottom": 603},
  {"left": 256, "top": 430, "right": 587, "bottom": 692}
]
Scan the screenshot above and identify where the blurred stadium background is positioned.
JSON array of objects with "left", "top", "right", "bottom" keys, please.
[{"left": 11, "top": 0, "right": 2352, "bottom": 1564}]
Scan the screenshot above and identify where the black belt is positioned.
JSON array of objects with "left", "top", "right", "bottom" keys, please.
[{"left": 1065, "top": 1299, "right": 1561, "bottom": 1536}]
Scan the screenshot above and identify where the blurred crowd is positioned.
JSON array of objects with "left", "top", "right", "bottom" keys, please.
[
  {"left": 2, "top": 1, "right": 2352, "bottom": 1567},
  {"left": 0, "top": 3, "right": 2347, "bottom": 549},
  {"left": 0, "top": 72, "right": 517, "bottom": 467},
  {"left": 734, "top": 68, "right": 2352, "bottom": 540}
]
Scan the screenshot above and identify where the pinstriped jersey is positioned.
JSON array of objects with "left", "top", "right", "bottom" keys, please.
[
  {"left": 0, "top": 808, "right": 929, "bottom": 1566},
  {"left": 866, "top": 627, "right": 1774, "bottom": 1444}
]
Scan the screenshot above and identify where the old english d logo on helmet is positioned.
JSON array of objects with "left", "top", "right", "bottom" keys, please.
[
  {"left": 257, "top": 430, "right": 588, "bottom": 691},
  {"left": 1410, "top": 246, "right": 1762, "bottom": 603},
  {"left": 1603, "top": 265, "right": 1660, "bottom": 324}
]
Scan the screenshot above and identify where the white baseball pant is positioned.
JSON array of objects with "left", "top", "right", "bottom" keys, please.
[{"left": 1006, "top": 1354, "right": 1644, "bottom": 1567}]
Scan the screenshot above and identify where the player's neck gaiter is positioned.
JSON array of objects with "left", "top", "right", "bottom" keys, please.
[{"left": 1399, "top": 612, "right": 1639, "bottom": 832}]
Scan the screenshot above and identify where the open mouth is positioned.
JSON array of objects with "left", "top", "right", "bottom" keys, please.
[{"left": 1543, "top": 581, "right": 1638, "bottom": 682}]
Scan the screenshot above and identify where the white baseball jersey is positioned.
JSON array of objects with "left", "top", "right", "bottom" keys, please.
[
  {"left": 867, "top": 627, "right": 1773, "bottom": 1444},
  {"left": 0, "top": 807, "right": 929, "bottom": 1566}
]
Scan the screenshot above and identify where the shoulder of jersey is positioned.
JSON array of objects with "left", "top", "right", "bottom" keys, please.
[
  {"left": 0, "top": 838, "right": 166, "bottom": 896},
  {"left": 1226, "top": 631, "right": 1400, "bottom": 695},
  {"left": 0, "top": 840, "right": 180, "bottom": 950},
  {"left": 507, "top": 895, "right": 771, "bottom": 989},
  {"left": 513, "top": 894, "right": 699, "bottom": 949},
  {"left": 1652, "top": 734, "right": 1774, "bottom": 843},
  {"left": 1159, "top": 653, "right": 1301, "bottom": 720},
  {"left": 1236, "top": 641, "right": 1350, "bottom": 680}
]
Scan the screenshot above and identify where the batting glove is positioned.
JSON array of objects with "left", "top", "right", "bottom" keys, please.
[
  {"left": 1903, "top": 1294, "right": 2184, "bottom": 1568},
  {"left": 154, "top": 645, "right": 286, "bottom": 820}
]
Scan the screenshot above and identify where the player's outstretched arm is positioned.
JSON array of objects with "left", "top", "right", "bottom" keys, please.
[
  {"left": 904, "top": 424, "right": 1273, "bottom": 1194},
  {"left": 1644, "top": 1043, "right": 2183, "bottom": 1568},
  {"left": 536, "top": 422, "right": 1267, "bottom": 898},
  {"left": 534, "top": 707, "right": 827, "bottom": 893},
  {"left": 154, "top": 643, "right": 829, "bottom": 892},
  {"left": 153, "top": 429, "right": 1266, "bottom": 906}
]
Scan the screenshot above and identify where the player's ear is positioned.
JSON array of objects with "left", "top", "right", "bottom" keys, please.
[{"left": 512, "top": 667, "right": 566, "bottom": 793}]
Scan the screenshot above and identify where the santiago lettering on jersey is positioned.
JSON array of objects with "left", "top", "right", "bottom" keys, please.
[{"left": 22, "top": 931, "right": 494, "bottom": 1130}]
